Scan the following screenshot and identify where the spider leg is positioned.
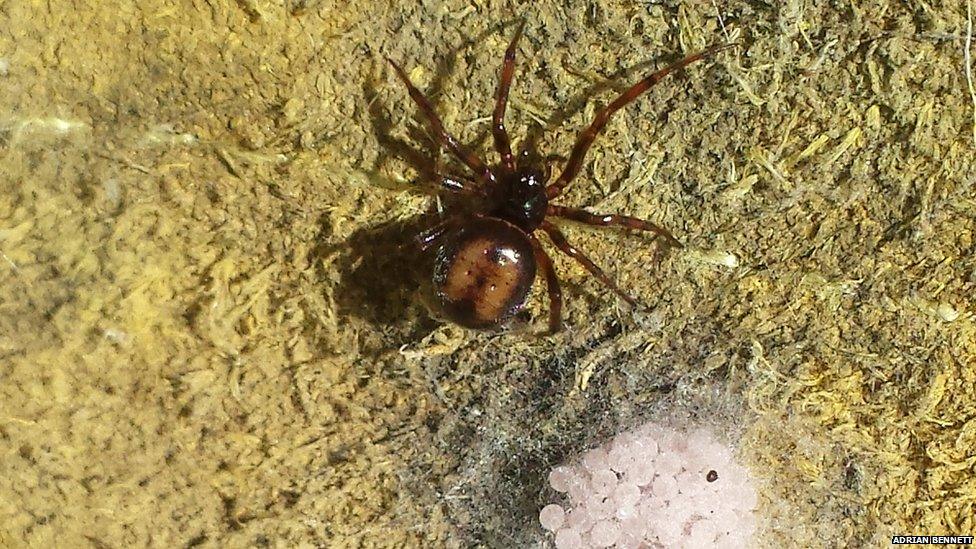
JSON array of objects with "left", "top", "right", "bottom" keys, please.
[
  {"left": 435, "top": 172, "right": 488, "bottom": 197},
  {"left": 546, "top": 43, "right": 736, "bottom": 199},
  {"left": 415, "top": 217, "right": 457, "bottom": 252},
  {"left": 548, "top": 204, "right": 681, "bottom": 247},
  {"left": 492, "top": 20, "right": 525, "bottom": 173},
  {"left": 387, "top": 58, "right": 496, "bottom": 185},
  {"left": 528, "top": 232, "right": 562, "bottom": 333},
  {"left": 541, "top": 221, "right": 638, "bottom": 307}
]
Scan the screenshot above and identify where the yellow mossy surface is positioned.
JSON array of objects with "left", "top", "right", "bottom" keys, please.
[{"left": 0, "top": 1, "right": 974, "bottom": 547}]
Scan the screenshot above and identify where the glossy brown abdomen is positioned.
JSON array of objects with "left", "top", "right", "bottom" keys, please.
[{"left": 430, "top": 216, "right": 536, "bottom": 329}]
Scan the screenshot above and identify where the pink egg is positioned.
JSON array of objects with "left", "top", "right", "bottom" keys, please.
[
  {"left": 590, "top": 468, "right": 618, "bottom": 496},
  {"left": 539, "top": 504, "right": 565, "bottom": 532},
  {"left": 548, "top": 466, "right": 575, "bottom": 492},
  {"left": 554, "top": 528, "right": 583, "bottom": 549},
  {"left": 589, "top": 520, "right": 621, "bottom": 547},
  {"left": 582, "top": 447, "right": 610, "bottom": 472}
]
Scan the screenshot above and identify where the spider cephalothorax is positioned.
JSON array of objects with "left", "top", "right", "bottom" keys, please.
[
  {"left": 388, "top": 22, "right": 734, "bottom": 332},
  {"left": 491, "top": 166, "right": 548, "bottom": 232}
]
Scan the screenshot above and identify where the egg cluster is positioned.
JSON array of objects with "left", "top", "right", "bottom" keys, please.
[{"left": 540, "top": 424, "right": 757, "bottom": 548}]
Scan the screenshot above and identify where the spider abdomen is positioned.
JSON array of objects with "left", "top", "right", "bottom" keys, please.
[{"left": 429, "top": 216, "right": 536, "bottom": 329}]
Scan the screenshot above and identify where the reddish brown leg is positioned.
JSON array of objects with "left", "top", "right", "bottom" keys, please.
[
  {"left": 415, "top": 220, "right": 452, "bottom": 252},
  {"left": 548, "top": 204, "right": 681, "bottom": 247},
  {"left": 492, "top": 20, "right": 525, "bottom": 173},
  {"left": 528, "top": 233, "right": 562, "bottom": 333},
  {"left": 546, "top": 43, "right": 736, "bottom": 199},
  {"left": 436, "top": 172, "right": 488, "bottom": 197},
  {"left": 541, "top": 221, "right": 638, "bottom": 306},
  {"left": 387, "top": 59, "right": 496, "bottom": 184}
]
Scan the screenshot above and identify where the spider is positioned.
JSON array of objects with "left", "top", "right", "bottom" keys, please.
[{"left": 386, "top": 22, "right": 733, "bottom": 333}]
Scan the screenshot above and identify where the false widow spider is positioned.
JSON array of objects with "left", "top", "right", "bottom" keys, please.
[{"left": 386, "top": 22, "right": 734, "bottom": 333}]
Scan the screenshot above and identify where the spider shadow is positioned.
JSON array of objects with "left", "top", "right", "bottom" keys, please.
[
  {"left": 520, "top": 51, "right": 701, "bottom": 161},
  {"left": 317, "top": 213, "right": 437, "bottom": 329}
]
